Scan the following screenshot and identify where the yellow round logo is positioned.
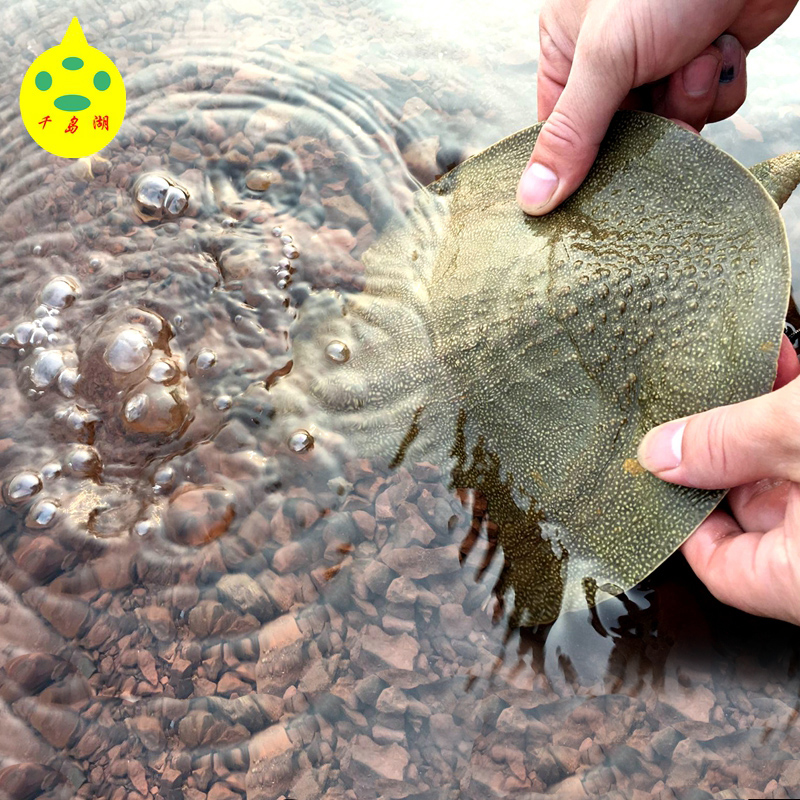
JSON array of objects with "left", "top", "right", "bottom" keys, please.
[{"left": 19, "top": 17, "right": 126, "bottom": 159}]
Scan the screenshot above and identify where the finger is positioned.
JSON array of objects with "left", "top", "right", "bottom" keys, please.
[
  {"left": 637, "top": 376, "right": 800, "bottom": 488},
  {"left": 728, "top": 478, "right": 790, "bottom": 532},
  {"left": 655, "top": 47, "right": 722, "bottom": 132},
  {"left": 681, "top": 485, "right": 800, "bottom": 624},
  {"left": 668, "top": 118, "right": 700, "bottom": 134},
  {"left": 707, "top": 34, "right": 748, "bottom": 123},
  {"left": 536, "top": 2, "right": 584, "bottom": 121},
  {"left": 519, "top": 32, "right": 632, "bottom": 215},
  {"left": 727, "top": 1, "right": 799, "bottom": 50},
  {"left": 774, "top": 333, "right": 800, "bottom": 390},
  {"left": 537, "top": 21, "right": 576, "bottom": 121}
]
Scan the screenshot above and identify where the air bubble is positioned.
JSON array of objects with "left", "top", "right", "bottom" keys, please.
[
  {"left": 288, "top": 430, "right": 314, "bottom": 453},
  {"left": 148, "top": 360, "right": 177, "bottom": 383},
  {"left": 325, "top": 341, "right": 350, "bottom": 364},
  {"left": 41, "top": 462, "right": 61, "bottom": 480},
  {"left": 154, "top": 466, "right": 175, "bottom": 491},
  {"left": 190, "top": 348, "right": 217, "bottom": 374},
  {"left": 29, "top": 324, "right": 47, "bottom": 346},
  {"left": 163, "top": 186, "right": 188, "bottom": 217},
  {"left": 122, "top": 384, "right": 189, "bottom": 435},
  {"left": 272, "top": 226, "right": 283, "bottom": 237},
  {"left": 134, "top": 174, "right": 169, "bottom": 214},
  {"left": 124, "top": 393, "right": 148, "bottom": 423},
  {"left": 134, "top": 519, "right": 153, "bottom": 536},
  {"left": 280, "top": 234, "right": 293, "bottom": 245},
  {"left": 31, "top": 350, "right": 65, "bottom": 389},
  {"left": 40, "top": 276, "right": 80, "bottom": 309},
  {"left": 66, "top": 445, "right": 101, "bottom": 478},
  {"left": 14, "top": 322, "right": 33, "bottom": 345},
  {"left": 105, "top": 329, "right": 153, "bottom": 373},
  {"left": 4, "top": 472, "right": 42, "bottom": 504},
  {"left": 214, "top": 395, "right": 232, "bottom": 411},
  {"left": 32, "top": 245, "right": 42, "bottom": 256},
  {"left": 26, "top": 499, "right": 58, "bottom": 529},
  {"left": 57, "top": 368, "right": 79, "bottom": 398},
  {"left": 283, "top": 244, "right": 299, "bottom": 259}
]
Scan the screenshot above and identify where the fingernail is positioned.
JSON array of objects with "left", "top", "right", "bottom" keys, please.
[
  {"left": 682, "top": 53, "right": 720, "bottom": 97},
  {"left": 518, "top": 163, "right": 558, "bottom": 211},
  {"left": 715, "top": 34, "right": 740, "bottom": 84},
  {"left": 637, "top": 420, "right": 687, "bottom": 473}
]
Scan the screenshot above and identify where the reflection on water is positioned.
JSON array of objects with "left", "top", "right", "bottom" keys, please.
[{"left": 0, "top": 1, "right": 799, "bottom": 799}]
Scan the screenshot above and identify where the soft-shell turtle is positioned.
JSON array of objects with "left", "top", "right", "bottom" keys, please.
[{"left": 271, "top": 111, "right": 800, "bottom": 623}]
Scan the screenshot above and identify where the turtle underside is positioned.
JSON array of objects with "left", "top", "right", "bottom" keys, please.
[{"left": 269, "top": 111, "right": 798, "bottom": 624}]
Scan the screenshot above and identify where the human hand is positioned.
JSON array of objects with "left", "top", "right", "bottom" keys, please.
[
  {"left": 518, "top": 0, "right": 798, "bottom": 215},
  {"left": 637, "top": 336, "right": 800, "bottom": 625}
]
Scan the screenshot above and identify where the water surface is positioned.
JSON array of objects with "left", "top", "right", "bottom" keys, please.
[{"left": 0, "top": 2, "right": 799, "bottom": 799}]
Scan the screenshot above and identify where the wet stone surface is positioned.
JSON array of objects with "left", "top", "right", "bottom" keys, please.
[{"left": 0, "top": 1, "right": 799, "bottom": 800}]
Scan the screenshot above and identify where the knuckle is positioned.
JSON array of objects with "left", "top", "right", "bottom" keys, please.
[
  {"left": 540, "top": 108, "right": 589, "bottom": 152},
  {"left": 691, "top": 410, "right": 730, "bottom": 478},
  {"left": 540, "top": 26, "right": 565, "bottom": 63},
  {"left": 539, "top": 7, "right": 577, "bottom": 72}
]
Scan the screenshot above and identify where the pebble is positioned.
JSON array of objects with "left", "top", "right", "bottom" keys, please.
[
  {"left": 245, "top": 169, "right": 274, "bottom": 191},
  {"left": 165, "top": 486, "right": 236, "bottom": 546},
  {"left": 381, "top": 544, "right": 460, "bottom": 579},
  {"left": 346, "top": 734, "right": 409, "bottom": 783}
]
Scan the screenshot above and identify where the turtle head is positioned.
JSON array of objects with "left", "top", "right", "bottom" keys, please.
[{"left": 750, "top": 151, "right": 800, "bottom": 209}]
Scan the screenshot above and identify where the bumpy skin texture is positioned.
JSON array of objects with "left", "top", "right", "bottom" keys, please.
[{"left": 271, "top": 111, "right": 794, "bottom": 623}]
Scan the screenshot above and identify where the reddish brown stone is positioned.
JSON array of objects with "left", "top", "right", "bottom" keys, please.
[
  {"left": 165, "top": 485, "right": 236, "bottom": 546},
  {"left": 127, "top": 761, "right": 148, "bottom": 796},
  {"left": 353, "top": 625, "right": 419, "bottom": 672},
  {"left": 346, "top": 734, "right": 409, "bottom": 782},
  {"left": 136, "top": 605, "right": 175, "bottom": 641},
  {"left": 381, "top": 545, "right": 460, "bottom": 579},
  {"left": 272, "top": 541, "right": 308, "bottom": 574}
]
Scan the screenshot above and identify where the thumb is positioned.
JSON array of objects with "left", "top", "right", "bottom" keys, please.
[
  {"left": 518, "top": 36, "right": 631, "bottom": 215},
  {"left": 637, "top": 378, "right": 800, "bottom": 489}
]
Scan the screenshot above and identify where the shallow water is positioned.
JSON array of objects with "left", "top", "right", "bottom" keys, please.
[{"left": 1, "top": 2, "right": 800, "bottom": 799}]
